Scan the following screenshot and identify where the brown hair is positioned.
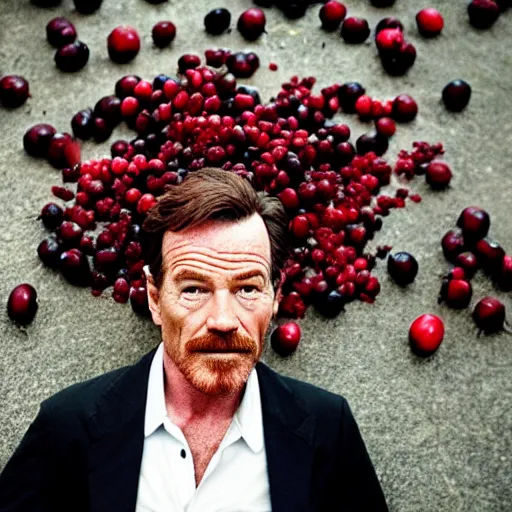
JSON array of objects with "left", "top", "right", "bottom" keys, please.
[{"left": 142, "top": 168, "right": 289, "bottom": 290}]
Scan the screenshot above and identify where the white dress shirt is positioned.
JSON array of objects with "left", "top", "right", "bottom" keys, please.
[{"left": 136, "top": 343, "right": 271, "bottom": 512}]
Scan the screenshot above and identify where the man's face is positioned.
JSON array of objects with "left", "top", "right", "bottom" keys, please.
[{"left": 146, "top": 213, "right": 279, "bottom": 396}]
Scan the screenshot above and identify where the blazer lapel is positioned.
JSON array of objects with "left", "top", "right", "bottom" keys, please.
[
  {"left": 256, "top": 363, "right": 315, "bottom": 512},
  {"left": 86, "top": 349, "right": 157, "bottom": 512}
]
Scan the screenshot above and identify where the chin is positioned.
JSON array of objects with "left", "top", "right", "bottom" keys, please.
[{"left": 184, "top": 354, "right": 255, "bottom": 396}]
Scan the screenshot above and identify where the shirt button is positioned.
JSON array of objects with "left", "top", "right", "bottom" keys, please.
[{"left": 180, "top": 449, "right": 186, "bottom": 459}]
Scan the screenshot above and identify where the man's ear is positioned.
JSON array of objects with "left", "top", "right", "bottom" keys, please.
[
  {"left": 145, "top": 267, "right": 162, "bottom": 326},
  {"left": 272, "top": 271, "right": 284, "bottom": 318}
]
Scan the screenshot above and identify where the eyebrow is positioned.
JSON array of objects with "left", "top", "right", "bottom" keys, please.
[{"left": 173, "top": 269, "right": 266, "bottom": 282}]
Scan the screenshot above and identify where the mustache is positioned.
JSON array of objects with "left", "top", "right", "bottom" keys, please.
[{"left": 186, "top": 333, "right": 257, "bottom": 353}]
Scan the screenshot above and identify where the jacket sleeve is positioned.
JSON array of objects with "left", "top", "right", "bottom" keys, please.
[
  {"left": 338, "top": 398, "right": 389, "bottom": 511},
  {"left": 0, "top": 403, "right": 55, "bottom": 512}
]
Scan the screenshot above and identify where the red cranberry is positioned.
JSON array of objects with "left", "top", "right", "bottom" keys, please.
[
  {"left": 456, "top": 206, "right": 490, "bottom": 241},
  {"left": 73, "top": 0, "right": 102, "bottom": 14},
  {"left": 375, "top": 117, "right": 396, "bottom": 137},
  {"left": 409, "top": 314, "right": 445, "bottom": 357},
  {"left": 130, "top": 286, "right": 150, "bottom": 316},
  {"left": 115, "top": 75, "right": 141, "bottom": 98},
  {"left": 338, "top": 82, "right": 365, "bottom": 113},
  {"left": 107, "top": 26, "right": 141, "bottom": 64},
  {"left": 271, "top": 322, "right": 301, "bottom": 356},
  {"left": 392, "top": 94, "right": 418, "bottom": 122},
  {"left": 71, "top": 109, "right": 94, "bottom": 140},
  {"left": 468, "top": 0, "right": 501, "bottom": 29},
  {"left": 7, "top": 284, "right": 38, "bottom": 327},
  {"left": 442, "top": 228, "right": 466, "bottom": 263},
  {"left": 319, "top": 1, "right": 347, "bottom": 31},
  {"left": 455, "top": 252, "right": 479, "bottom": 279},
  {"left": 315, "top": 289, "right": 346, "bottom": 318},
  {"left": 152, "top": 21, "right": 176, "bottom": 48},
  {"left": 46, "top": 17, "right": 77, "bottom": 47},
  {"left": 0, "top": 75, "right": 30, "bottom": 108},
  {"left": 438, "top": 278, "right": 472, "bottom": 309},
  {"left": 204, "top": 8, "right": 231, "bottom": 35},
  {"left": 38, "top": 237, "right": 62, "bottom": 268},
  {"left": 375, "top": 17, "right": 404, "bottom": 34},
  {"left": 226, "top": 52, "right": 260, "bottom": 79},
  {"left": 472, "top": 297, "right": 509, "bottom": 334},
  {"left": 341, "top": 17, "right": 370, "bottom": 44},
  {"left": 495, "top": 255, "right": 512, "bottom": 291},
  {"left": 39, "top": 202, "right": 64, "bottom": 230},
  {"left": 474, "top": 238, "right": 505, "bottom": 273},
  {"left": 94, "top": 95, "right": 122, "bottom": 126},
  {"left": 387, "top": 252, "right": 418, "bottom": 286},
  {"left": 23, "top": 123, "right": 56, "bottom": 157},
  {"left": 55, "top": 41, "right": 90, "bottom": 72},
  {"left": 57, "top": 221, "right": 83, "bottom": 247},
  {"left": 442, "top": 80, "right": 471, "bottom": 112},
  {"left": 60, "top": 249, "right": 91, "bottom": 286},
  {"left": 380, "top": 42, "right": 416, "bottom": 76},
  {"left": 237, "top": 8, "right": 266, "bottom": 41},
  {"left": 425, "top": 161, "right": 452, "bottom": 189},
  {"left": 416, "top": 8, "right": 444, "bottom": 37},
  {"left": 177, "top": 54, "right": 201, "bottom": 73},
  {"left": 375, "top": 28, "right": 404, "bottom": 52},
  {"left": 356, "top": 133, "right": 388, "bottom": 157}
]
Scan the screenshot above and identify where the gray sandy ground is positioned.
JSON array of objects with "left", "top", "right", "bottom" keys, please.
[{"left": 0, "top": 0, "right": 511, "bottom": 510}]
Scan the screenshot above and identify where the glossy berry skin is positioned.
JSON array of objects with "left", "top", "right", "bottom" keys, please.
[
  {"left": 59, "top": 249, "right": 91, "bottom": 286},
  {"left": 425, "top": 161, "right": 452, "bottom": 190},
  {"left": 380, "top": 42, "right": 416, "bottom": 76},
  {"left": 271, "top": 322, "right": 301, "bottom": 356},
  {"left": 387, "top": 252, "right": 419, "bottom": 286},
  {"left": 204, "top": 8, "right": 231, "bottom": 35},
  {"left": 7, "top": 284, "right": 38, "bottom": 326},
  {"left": 409, "top": 314, "right": 445, "bottom": 357},
  {"left": 130, "top": 286, "right": 150, "bottom": 316},
  {"left": 55, "top": 41, "right": 90, "bottom": 72},
  {"left": 341, "top": 17, "right": 370, "bottom": 44},
  {"left": 319, "top": 1, "right": 347, "bottom": 31},
  {"left": 455, "top": 252, "right": 479, "bottom": 279},
  {"left": 472, "top": 297, "right": 507, "bottom": 334},
  {"left": 315, "top": 290, "right": 346, "bottom": 318},
  {"left": 375, "top": 28, "right": 403, "bottom": 52},
  {"left": 468, "top": 0, "right": 501, "bottom": 29},
  {"left": 39, "top": 202, "right": 64, "bottom": 230},
  {"left": 46, "top": 17, "right": 77, "bottom": 47},
  {"left": 474, "top": 238, "right": 505, "bottom": 274},
  {"left": 441, "top": 229, "right": 466, "bottom": 263},
  {"left": 152, "top": 21, "right": 176, "bottom": 48},
  {"left": 0, "top": 75, "right": 30, "bottom": 108},
  {"left": 337, "top": 82, "right": 365, "bottom": 113},
  {"left": 442, "top": 80, "right": 471, "bottom": 112},
  {"left": 38, "top": 237, "right": 62, "bottom": 268},
  {"left": 392, "top": 94, "right": 418, "bottom": 123},
  {"left": 237, "top": 8, "right": 266, "bottom": 41},
  {"left": 73, "top": 0, "right": 102, "bottom": 14},
  {"left": 415, "top": 8, "right": 444, "bottom": 37},
  {"left": 375, "top": 117, "right": 396, "bottom": 137},
  {"left": 107, "top": 26, "right": 141, "bottom": 64},
  {"left": 495, "top": 255, "right": 512, "bottom": 291},
  {"left": 23, "top": 124, "right": 56, "bottom": 157},
  {"left": 456, "top": 206, "right": 490, "bottom": 241},
  {"left": 438, "top": 278, "right": 472, "bottom": 309},
  {"left": 375, "top": 17, "right": 404, "bottom": 35}
]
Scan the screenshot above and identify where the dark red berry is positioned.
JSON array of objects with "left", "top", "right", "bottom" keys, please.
[
  {"left": 226, "top": 52, "right": 260, "bottom": 79},
  {"left": 60, "top": 249, "right": 91, "bottom": 286},
  {"left": 7, "top": 284, "right": 38, "bottom": 327},
  {"left": 71, "top": 109, "right": 94, "bottom": 140},
  {"left": 392, "top": 94, "right": 418, "bottom": 122},
  {"left": 38, "top": 237, "right": 62, "bottom": 268},
  {"left": 468, "top": 0, "right": 501, "bottom": 29},
  {"left": 237, "top": 8, "right": 266, "bottom": 41},
  {"left": 442, "top": 80, "right": 471, "bottom": 112},
  {"left": 338, "top": 82, "right": 365, "bottom": 113},
  {"left": 456, "top": 206, "right": 490, "bottom": 241},
  {"left": 315, "top": 289, "right": 346, "bottom": 318},
  {"left": 94, "top": 95, "right": 122, "bottom": 126},
  {"left": 57, "top": 221, "right": 83, "bottom": 246},
  {"left": 416, "top": 8, "right": 444, "bottom": 37},
  {"left": 356, "top": 133, "right": 389, "bottom": 157},
  {"left": 375, "top": 28, "right": 403, "bottom": 52},
  {"left": 474, "top": 238, "right": 505, "bottom": 274},
  {"left": 319, "top": 1, "right": 347, "bottom": 31},
  {"left": 375, "top": 17, "right": 404, "bottom": 34},
  {"left": 380, "top": 42, "right": 416, "bottom": 76},
  {"left": 455, "top": 252, "right": 479, "bottom": 279},
  {"left": 341, "top": 17, "right": 370, "bottom": 44},
  {"left": 177, "top": 54, "right": 201, "bottom": 73},
  {"left": 115, "top": 75, "right": 141, "bottom": 98},
  {"left": 375, "top": 117, "right": 396, "bottom": 137},
  {"left": 425, "top": 161, "right": 452, "bottom": 189},
  {"left": 55, "top": 41, "right": 90, "bottom": 72},
  {"left": 472, "top": 297, "right": 508, "bottom": 334},
  {"left": 494, "top": 255, "right": 512, "bottom": 291},
  {"left": 152, "top": 21, "right": 176, "bottom": 48},
  {"left": 442, "top": 229, "right": 466, "bottom": 263},
  {"left": 39, "top": 202, "right": 64, "bottom": 230},
  {"left": 47, "top": 133, "right": 81, "bottom": 169},
  {"left": 46, "top": 17, "right": 77, "bottom": 47},
  {"left": 23, "top": 123, "right": 56, "bottom": 157},
  {"left": 438, "top": 278, "right": 472, "bottom": 309},
  {"left": 271, "top": 322, "right": 301, "bottom": 356},
  {"left": 409, "top": 314, "right": 444, "bottom": 356},
  {"left": 73, "top": 0, "right": 102, "bottom": 14},
  {"left": 107, "top": 26, "right": 141, "bottom": 64},
  {"left": 130, "top": 286, "right": 150, "bottom": 316},
  {"left": 0, "top": 75, "right": 30, "bottom": 108},
  {"left": 387, "top": 252, "right": 418, "bottom": 286},
  {"left": 204, "top": 8, "right": 231, "bottom": 35}
]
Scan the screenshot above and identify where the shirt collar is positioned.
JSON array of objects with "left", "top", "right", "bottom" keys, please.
[{"left": 144, "top": 342, "right": 264, "bottom": 454}]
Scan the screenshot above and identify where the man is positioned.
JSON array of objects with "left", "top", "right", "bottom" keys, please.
[{"left": 0, "top": 168, "right": 388, "bottom": 511}]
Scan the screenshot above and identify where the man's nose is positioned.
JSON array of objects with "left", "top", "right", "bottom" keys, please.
[{"left": 206, "top": 290, "right": 240, "bottom": 333}]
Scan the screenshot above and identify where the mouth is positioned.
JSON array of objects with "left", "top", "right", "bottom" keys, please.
[{"left": 195, "top": 348, "right": 250, "bottom": 354}]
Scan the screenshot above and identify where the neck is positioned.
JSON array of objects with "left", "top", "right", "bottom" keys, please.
[{"left": 162, "top": 351, "right": 243, "bottom": 425}]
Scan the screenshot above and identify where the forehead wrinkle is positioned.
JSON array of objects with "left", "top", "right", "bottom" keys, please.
[{"left": 168, "top": 257, "right": 270, "bottom": 279}]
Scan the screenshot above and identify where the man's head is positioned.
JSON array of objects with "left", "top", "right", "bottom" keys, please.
[{"left": 142, "top": 168, "right": 289, "bottom": 396}]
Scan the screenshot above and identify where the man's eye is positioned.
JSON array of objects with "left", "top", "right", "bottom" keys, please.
[
  {"left": 239, "top": 285, "right": 259, "bottom": 296},
  {"left": 182, "top": 287, "right": 206, "bottom": 295}
]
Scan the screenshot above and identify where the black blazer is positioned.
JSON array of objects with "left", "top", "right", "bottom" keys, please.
[{"left": 0, "top": 349, "right": 388, "bottom": 511}]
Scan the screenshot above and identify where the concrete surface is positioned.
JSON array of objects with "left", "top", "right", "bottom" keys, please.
[{"left": 1, "top": 0, "right": 512, "bottom": 510}]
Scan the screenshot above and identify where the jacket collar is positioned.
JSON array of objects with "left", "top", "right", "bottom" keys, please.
[{"left": 85, "top": 351, "right": 314, "bottom": 512}]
